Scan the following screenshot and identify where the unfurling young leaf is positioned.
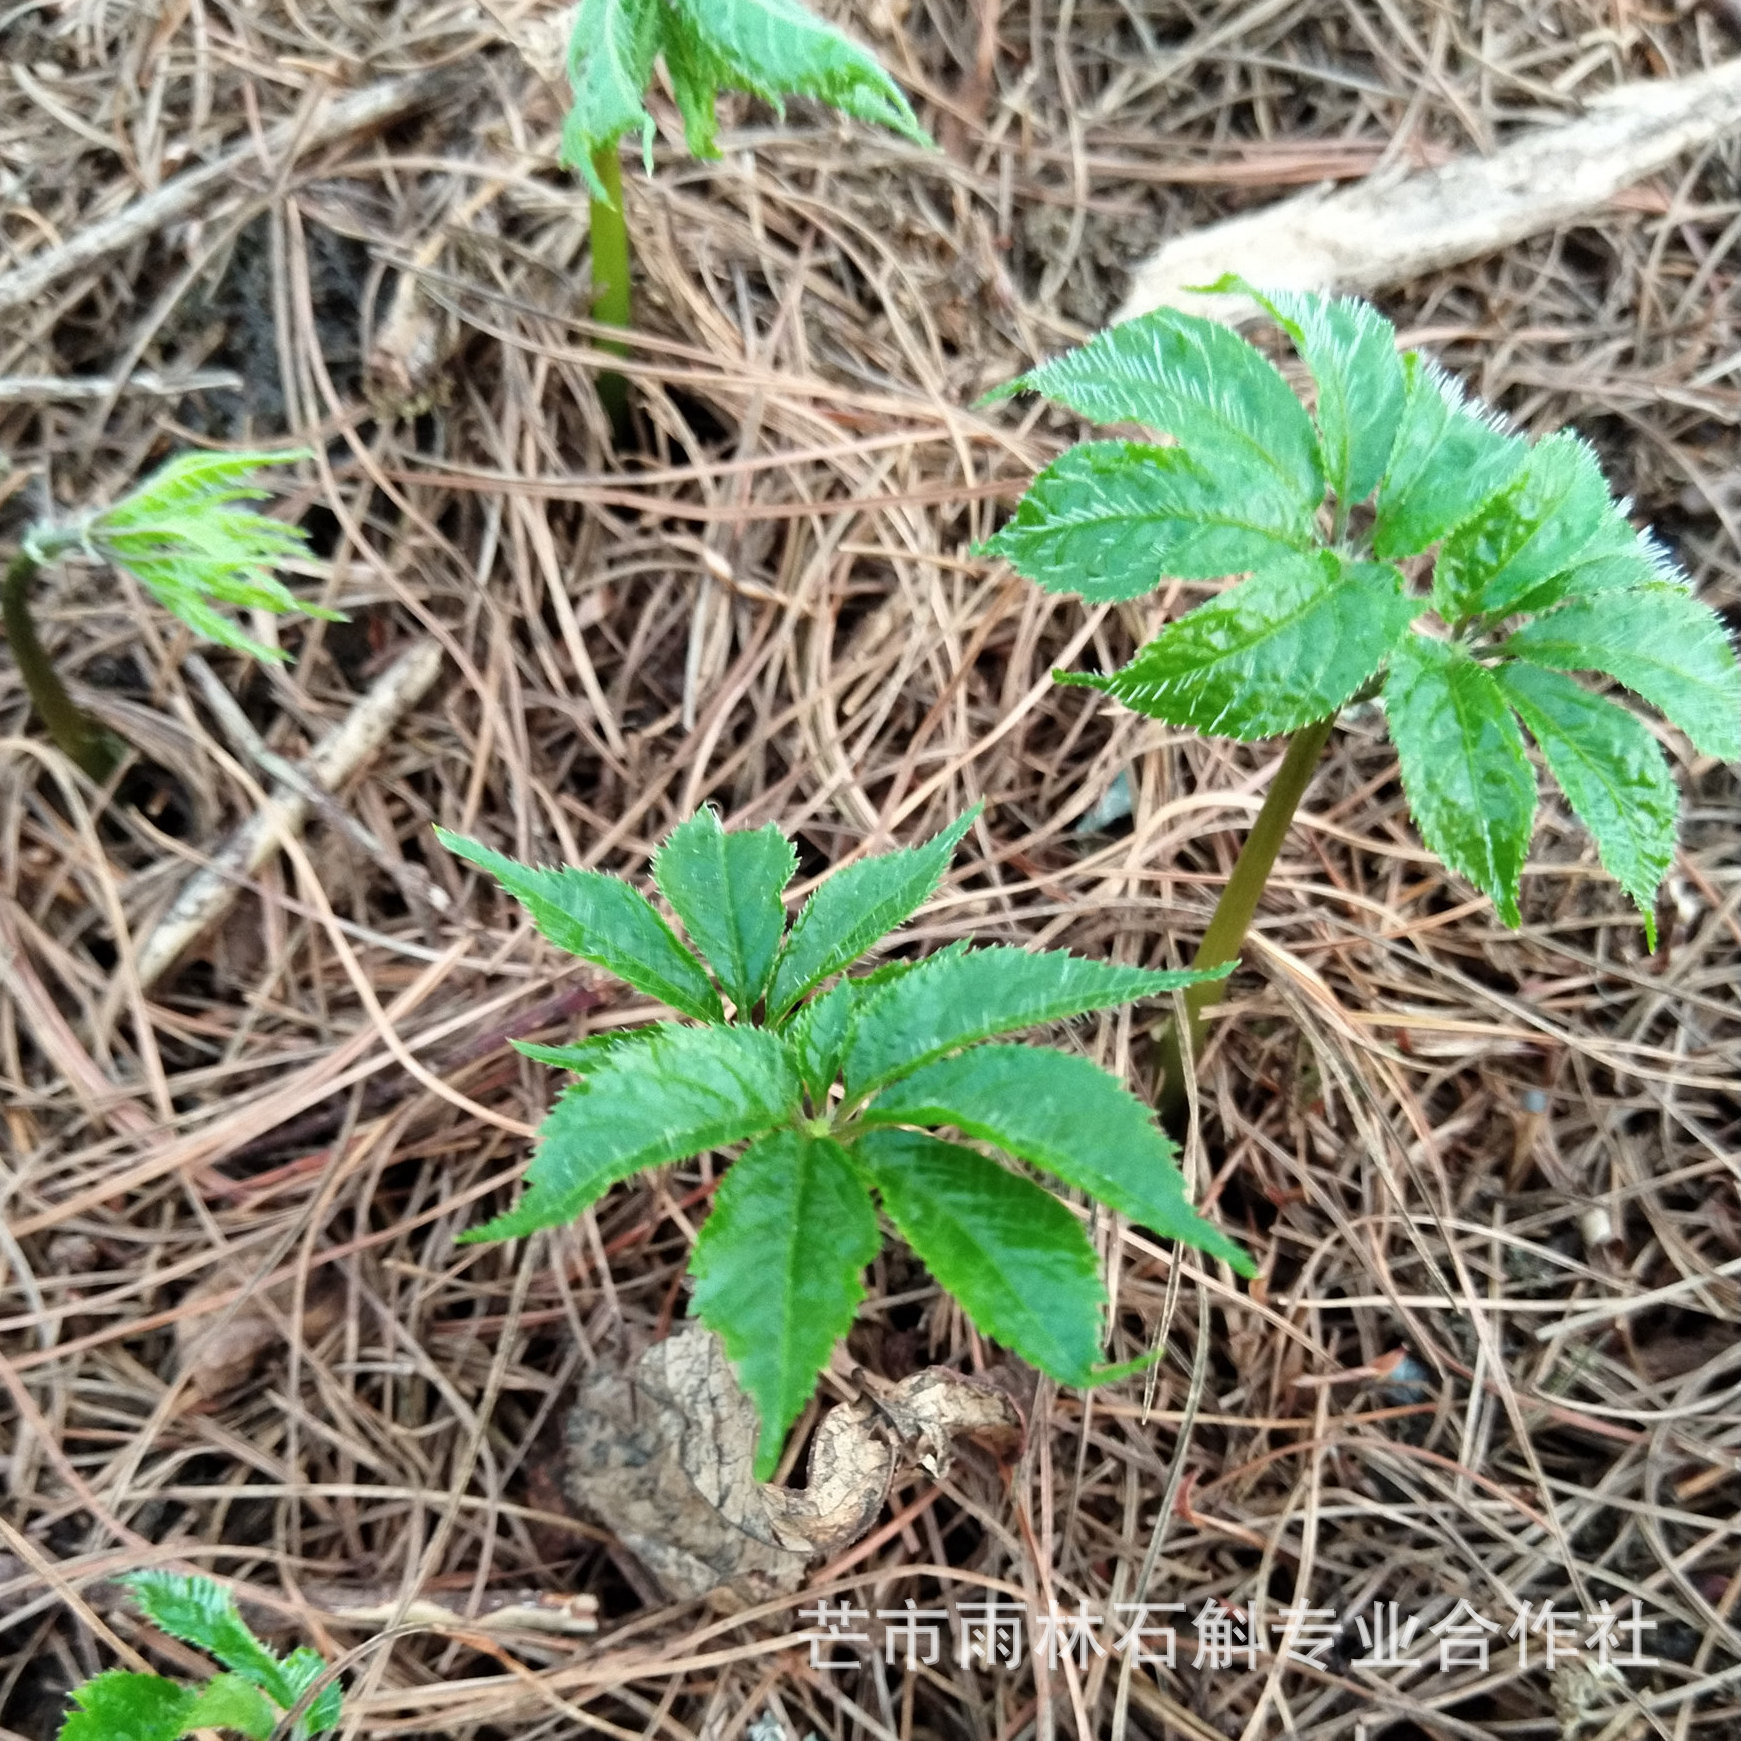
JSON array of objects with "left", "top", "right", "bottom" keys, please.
[
  {"left": 59, "top": 1573, "right": 339, "bottom": 1741},
  {"left": 984, "top": 288, "right": 1739, "bottom": 941},
  {"left": 23, "top": 450, "right": 333, "bottom": 664},
  {"left": 443, "top": 805, "right": 1252, "bottom": 1471}
]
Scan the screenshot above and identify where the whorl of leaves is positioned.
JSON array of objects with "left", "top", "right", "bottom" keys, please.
[
  {"left": 442, "top": 804, "right": 1249, "bottom": 1478},
  {"left": 982, "top": 277, "right": 1740, "bottom": 941}
]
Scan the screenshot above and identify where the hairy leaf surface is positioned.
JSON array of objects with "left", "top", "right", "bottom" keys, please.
[
  {"left": 438, "top": 829, "right": 723, "bottom": 1022},
  {"left": 765, "top": 807, "right": 979, "bottom": 1020},
  {"left": 856, "top": 1128, "right": 1107, "bottom": 1385},
  {"left": 558, "top": 0, "right": 664, "bottom": 195},
  {"left": 1374, "top": 355, "right": 1525, "bottom": 557},
  {"left": 278, "top": 1651, "right": 342, "bottom": 1737},
  {"left": 1506, "top": 505, "right": 1682, "bottom": 617},
  {"left": 843, "top": 946, "right": 1230, "bottom": 1095},
  {"left": 690, "top": 1131, "right": 878, "bottom": 1478},
  {"left": 463, "top": 1025, "right": 799, "bottom": 1241},
  {"left": 980, "top": 441, "right": 1313, "bottom": 598},
  {"left": 1435, "top": 431, "right": 1613, "bottom": 621},
  {"left": 673, "top": 0, "right": 930, "bottom": 146},
  {"left": 653, "top": 808, "right": 795, "bottom": 1010},
  {"left": 864, "top": 1046, "right": 1255, "bottom": 1275},
  {"left": 1495, "top": 662, "right": 1676, "bottom": 943},
  {"left": 1504, "top": 587, "right": 1741, "bottom": 761},
  {"left": 1385, "top": 636, "right": 1536, "bottom": 925},
  {"left": 124, "top": 1573, "right": 291, "bottom": 1707},
  {"left": 57, "top": 1672, "right": 199, "bottom": 1741},
  {"left": 987, "top": 309, "right": 1324, "bottom": 510},
  {"left": 1059, "top": 552, "right": 1415, "bottom": 739},
  {"left": 1226, "top": 279, "right": 1406, "bottom": 505}
]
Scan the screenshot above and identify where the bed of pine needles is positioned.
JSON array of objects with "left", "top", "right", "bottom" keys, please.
[{"left": 3, "top": 0, "right": 1740, "bottom": 1737}]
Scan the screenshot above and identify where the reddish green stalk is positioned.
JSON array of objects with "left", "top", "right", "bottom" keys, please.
[
  {"left": 3, "top": 550, "right": 123, "bottom": 782},
  {"left": 1157, "top": 713, "right": 1336, "bottom": 1134},
  {"left": 588, "top": 144, "right": 632, "bottom": 441}
]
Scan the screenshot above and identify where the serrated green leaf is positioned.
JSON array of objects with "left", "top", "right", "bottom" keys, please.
[
  {"left": 1504, "top": 587, "right": 1741, "bottom": 761},
  {"left": 864, "top": 1046, "right": 1255, "bottom": 1275},
  {"left": 843, "top": 945, "right": 1231, "bottom": 1096},
  {"left": 122, "top": 1573, "right": 292, "bottom": 1708},
  {"left": 765, "top": 806, "right": 980, "bottom": 1021},
  {"left": 1384, "top": 636, "right": 1536, "bottom": 925},
  {"left": 1374, "top": 354, "right": 1526, "bottom": 558},
  {"left": 673, "top": 0, "right": 931, "bottom": 147},
  {"left": 1494, "top": 662, "right": 1676, "bottom": 945},
  {"left": 987, "top": 308, "right": 1324, "bottom": 512},
  {"left": 81, "top": 450, "right": 327, "bottom": 662},
  {"left": 278, "top": 1648, "right": 342, "bottom": 1737},
  {"left": 1217, "top": 279, "right": 1405, "bottom": 506},
  {"left": 1434, "top": 431, "right": 1614, "bottom": 621},
  {"left": 557, "top": 0, "right": 665, "bottom": 197},
  {"left": 1058, "top": 551, "right": 1416, "bottom": 740},
  {"left": 512, "top": 1031, "right": 657, "bottom": 1071},
  {"left": 463, "top": 1025, "right": 800, "bottom": 1241},
  {"left": 690, "top": 1130, "right": 878, "bottom": 1479},
  {"left": 652, "top": 809, "right": 795, "bottom": 1011},
  {"left": 438, "top": 828, "right": 724, "bottom": 1023},
  {"left": 855, "top": 1128, "right": 1107, "bottom": 1386},
  {"left": 186, "top": 1675, "right": 279, "bottom": 1739},
  {"left": 1507, "top": 504, "right": 1684, "bottom": 617},
  {"left": 981, "top": 441, "right": 1314, "bottom": 600},
  {"left": 663, "top": 5, "right": 724, "bottom": 157},
  {"left": 57, "top": 1672, "right": 199, "bottom": 1741}
]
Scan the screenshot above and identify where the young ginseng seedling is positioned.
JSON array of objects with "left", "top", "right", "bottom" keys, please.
[
  {"left": 57, "top": 1572, "right": 341, "bottom": 1741},
  {"left": 983, "top": 282, "right": 1740, "bottom": 1119},
  {"left": 6, "top": 450, "right": 332, "bottom": 782},
  {"left": 561, "top": 0, "right": 930, "bottom": 427},
  {"left": 439, "top": 806, "right": 1253, "bottom": 1478}
]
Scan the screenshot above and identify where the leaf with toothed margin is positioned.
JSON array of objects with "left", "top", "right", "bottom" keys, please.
[{"left": 1057, "top": 551, "right": 1416, "bottom": 741}]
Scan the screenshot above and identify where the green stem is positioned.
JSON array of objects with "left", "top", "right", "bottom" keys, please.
[
  {"left": 3, "top": 550, "right": 122, "bottom": 782},
  {"left": 588, "top": 144, "right": 632, "bottom": 442},
  {"left": 1156, "top": 713, "right": 1337, "bottom": 1134}
]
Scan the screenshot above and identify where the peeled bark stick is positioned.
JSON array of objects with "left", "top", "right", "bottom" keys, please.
[
  {"left": 0, "top": 71, "right": 454, "bottom": 320},
  {"left": 1117, "top": 57, "right": 1741, "bottom": 326},
  {"left": 136, "top": 641, "right": 443, "bottom": 988}
]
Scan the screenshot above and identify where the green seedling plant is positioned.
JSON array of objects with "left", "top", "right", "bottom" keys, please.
[
  {"left": 5, "top": 450, "right": 330, "bottom": 782},
  {"left": 57, "top": 1571, "right": 341, "bottom": 1741},
  {"left": 561, "top": 0, "right": 930, "bottom": 427},
  {"left": 982, "top": 281, "right": 1741, "bottom": 1126},
  {"left": 439, "top": 805, "right": 1255, "bottom": 1478}
]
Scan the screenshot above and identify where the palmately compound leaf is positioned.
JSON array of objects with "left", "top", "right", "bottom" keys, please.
[
  {"left": 1373, "top": 354, "right": 1525, "bottom": 559},
  {"left": 462, "top": 1024, "right": 799, "bottom": 1241},
  {"left": 1384, "top": 635, "right": 1537, "bottom": 926},
  {"left": 185, "top": 1675, "right": 281, "bottom": 1740},
  {"left": 986, "top": 307, "right": 1324, "bottom": 513},
  {"left": 57, "top": 1672, "right": 200, "bottom": 1741},
  {"left": 1434, "top": 430, "right": 1614, "bottom": 622},
  {"left": 673, "top": 0, "right": 931, "bottom": 148},
  {"left": 843, "top": 946, "right": 1232, "bottom": 1096},
  {"left": 855, "top": 1128, "right": 1108, "bottom": 1386},
  {"left": 653, "top": 807, "right": 795, "bottom": 1012},
  {"left": 1494, "top": 662, "right": 1676, "bottom": 944},
  {"left": 123, "top": 1572, "right": 292, "bottom": 1707},
  {"left": 69, "top": 450, "right": 331, "bottom": 663},
  {"left": 1058, "top": 551, "right": 1415, "bottom": 740},
  {"left": 980, "top": 440, "right": 1314, "bottom": 599},
  {"left": 765, "top": 806, "right": 981, "bottom": 1021},
  {"left": 864, "top": 1046, "right": 1255, "bottom": 1275},
  {"left": 438, "top": 828, "right": 724, "bottom": 1023},
  {"left": 559, "top": 0, "right": 665, "bottom": 196},
  {"left": 1504, "top": 587, "right": 1741, "bottom": 762},
  {"left": 689, "top": 1130, "right": 879, "bottom": 1479},
  {"left": 1215, "top": 277, "right": 1406, "bottom": 507}
]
